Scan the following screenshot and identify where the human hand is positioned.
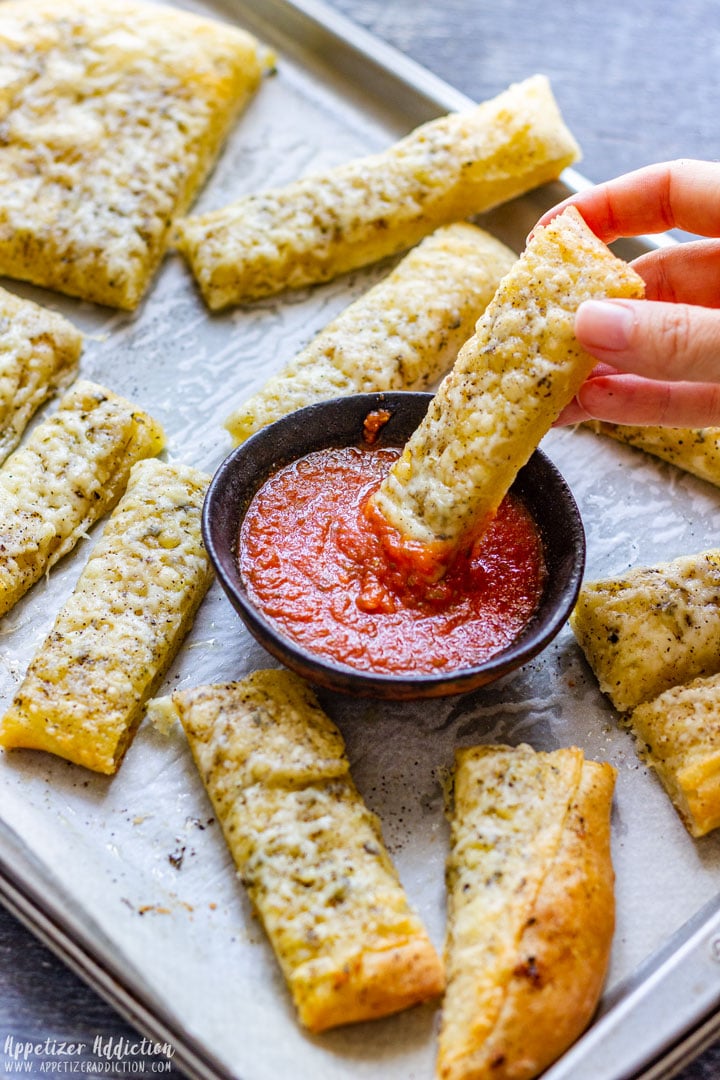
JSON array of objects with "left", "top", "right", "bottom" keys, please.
[{"left": 537, "top": 159, "right": 720, "bottom": 427}]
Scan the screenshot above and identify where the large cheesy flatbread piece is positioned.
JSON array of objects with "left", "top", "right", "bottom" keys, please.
[
  {"left": 438, "top": 744, "right": 615, "bottom": 1080},
  {"left": 570, "top": 550, "right": 720, "bottom": 713},
  {"left": 0, "top": 0, "right": 266, "bottom": 309},
  {"left": 0, "top": 288, "right": 82, "bottom": 462},
  {"left": 163, "top": 670, "right": 444, "bottom": 1031},
  {"left": 371, "top": 206, "right": 645, "bottom": 548},
  {"left": 0, "top": 379, "right": 164, "bottom": 618},
  {"left": 0, "top": 459, "right": 212, "bottom": 774},
  {"left": 175, "top": 75, "right": 579, "bottom": 310},
  {"left": 584, "top": 421, "right": 720, "bottom": 488},
  {"left": 225, "top": 224, "right": 517, "bottom": 444}
]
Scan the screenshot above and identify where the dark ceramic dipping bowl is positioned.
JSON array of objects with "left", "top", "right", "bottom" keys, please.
[{"left": 202, "top": 391, "right": 585, "bottom": 700}]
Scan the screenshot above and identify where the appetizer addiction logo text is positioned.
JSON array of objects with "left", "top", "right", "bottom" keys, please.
[{"left": 3, "top": 1034, "right": 175, "bottom": 1073}]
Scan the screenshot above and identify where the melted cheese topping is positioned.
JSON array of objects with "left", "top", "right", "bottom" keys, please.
[
  {"left": 571, "top": 549, "right": 720, "bottom": 711},
  {"left": 176, "top": 75, "right": 579, "bottom": 310},
  {"left": 0, "top": 0, "right": 265, "bottom": 308},
  {"left": 0, "top": 285, "right": 82, "bottom": 462},
  {"left": 0, "top": 458, "right": 212, "bottom": 773},
  {"left": 0, "top": 378, "right": 164, "bottom": 617},
  {"left": 174, "top": 670, "right": 444, "bottom": 1031},
  {"left": 632, "top": 674, "right": 720, "bottom": 837},
  {"left": 439, "top": 744, "right": 615, "bottom": 1080},
  {"left": 441, "top": 745, "right": 583, "bottom": 1069}
]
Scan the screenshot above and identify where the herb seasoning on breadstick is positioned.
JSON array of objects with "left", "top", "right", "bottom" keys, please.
[
  {"left": 176, "top": 75, "right": 578, "bottom": 310},
  {"left": 369, "top": 206, "right": 645, "bottom": 556},
  {"left": 156, "top": 670, "right": 445, "bottom": 1030},
  {"left": 225, "top": 223, "right": 517, "bottom": 444}
]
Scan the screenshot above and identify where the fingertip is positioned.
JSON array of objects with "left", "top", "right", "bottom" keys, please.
[
  {"left": 575, "top": 299, "right": 638, "bottom": 354},
  {"left": 552, "top": 397, "right": 593, "bottom": 427},
  {"left": 529, "top": 199, "right": 575, "bottom": 243}
]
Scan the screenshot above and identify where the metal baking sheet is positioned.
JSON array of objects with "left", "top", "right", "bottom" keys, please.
[{"left": 0, "top": 1, "right": 718, "bottom": 1078}]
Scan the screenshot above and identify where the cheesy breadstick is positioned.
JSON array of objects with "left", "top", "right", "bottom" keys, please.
[
  {"left": 630, "top": 673, "right": 720, "bottom": 838},
  {"left": 0, "top": 458, "right": 212, "bottom": 773},
  {"left": 370, "top": 206, "right": 644, "bottom": 549},
  {"left": 159, "top": 670, "right": 445, "bottom": 1032},
  {"left": 439, "top": 743, "right": 615, "bottom": 1080},
  {"left": 571, "top": 549, "right": 720, "bottom": 713},
  {"left": 225, "top": 223, "right": 517, "bottom": 444},
  {"left": 175, "top": 75, "right": 579, "bottom": 310},
  {"left": 0, "top": 379, "right": 164, "bottom": 618},
  {"left": 0, "top": 287, "right": 82, "bottom": 463},
  {"left": 584, "top": 420, "right": 720, "bottom": 488}
]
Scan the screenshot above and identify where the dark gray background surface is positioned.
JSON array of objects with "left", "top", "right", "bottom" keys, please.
[{"left": 1, "top": 1, "right": 719, "bottom": 1078}]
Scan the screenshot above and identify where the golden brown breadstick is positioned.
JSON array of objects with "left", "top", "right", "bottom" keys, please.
[
  {"left": 371, "top": 206, "right": 644, "bottom": 549},
  {"left": 160, "top": 669, "right": 445, "bottom": 1031},
  {"left": 176, "top": 75, "right": 578, "bottom": 309}
]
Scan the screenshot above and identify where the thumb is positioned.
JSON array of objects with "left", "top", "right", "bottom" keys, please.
[{"left": 575, "top": 298, "right": 720, "bottom": 383}]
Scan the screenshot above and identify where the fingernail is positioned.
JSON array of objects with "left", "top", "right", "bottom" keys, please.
[{"left": 576, "top": 300, "right": 636, "bottom": 352}]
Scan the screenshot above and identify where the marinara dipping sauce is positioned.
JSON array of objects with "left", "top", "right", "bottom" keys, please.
[{"left": 238, "top": 439, "right": 547, "bottom": 677}]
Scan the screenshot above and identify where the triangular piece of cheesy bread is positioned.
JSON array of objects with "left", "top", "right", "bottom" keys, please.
[
  {"left": 0, "top": 0, "right": 266, "bottom": 308},
  {"left": 631, "top": 674, "right": 720, "bottom": 838}
]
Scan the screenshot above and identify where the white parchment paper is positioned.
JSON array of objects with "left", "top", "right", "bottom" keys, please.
[{"left": 0, "top": 2, "right": 718, "bottom": 1078}]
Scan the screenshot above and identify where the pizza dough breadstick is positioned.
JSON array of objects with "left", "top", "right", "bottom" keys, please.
[
  {"left": 0, "top": 0, "right": 267, "bottom": 308},
  {"left": 0, "top": 379, "right": 165, "bottom": 618},
  {"left": 159, "top": 669, "right": 445, "bottom": 1032},
  {"left": 225, "top": 223, "right": 517, "bottom": 444},
  {"left": 571, "top": 549, "right": 720, "bottom": 712},
  {"left": 370, "top": 206, "right": 645, "bottom": 550},
  {"left": 176, "top": 75, "right": 579, "bottom": 310},
  {"left": 0, "top": 288, "right": 82, "bottom": 463},
  {"left": 438, "top": 743, "right": 615, "bottom": 1080},
  {"left": 0, "top": 459, "right": 212, "bottom": 773}
]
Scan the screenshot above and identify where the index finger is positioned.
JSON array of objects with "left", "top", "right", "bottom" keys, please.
[{"left": 535, "top": 159, "right": 720, "bottom": 242}]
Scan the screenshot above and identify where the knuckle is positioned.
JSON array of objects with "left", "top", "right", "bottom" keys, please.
[
  {"left": 705, "top": 383, "right": 720, "bottom": 425},
  {"left": 658, "top": 304, "right": 694, "bottom": 366}
]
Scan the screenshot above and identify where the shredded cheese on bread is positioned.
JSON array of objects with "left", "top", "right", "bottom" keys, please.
[
  {"left": 0, "top": 379, "right": 164, "bottom": 618},
  {"left": 439, "top": 743, "right": 615, "bottom": 1080},
  {"left": 371, "top": 206, "right": 644, "bottom": 548},
  {"left": 167, "top": 670, "right": 445, "bottom": 1032},
  {"left": 176, "top": 75, "right": 579, "bottom": 310},
  {"left": 631, "top": 674, "right": 720, "bottom": 838},
  {"left": 571, "top": 549, "right": 720, "bottom": 712},
  {"left": 0, "top": 287, "right": 82, "bottom": 462},
  {"left": 0, "top": 0, "right": 266, "bottom": 308},
  {"left": 0, "top": 458, "right": 212, "bottom": 773},
  {"left": 225, "top": 223, "right": 517, "bottom": 444}
]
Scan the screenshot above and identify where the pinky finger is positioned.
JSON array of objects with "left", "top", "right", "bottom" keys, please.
[{"left": 576, "top": 373, "right": 720, "bottom": 427}]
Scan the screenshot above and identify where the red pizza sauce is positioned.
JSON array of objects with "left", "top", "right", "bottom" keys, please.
[{"left": 238, "top": 445, "right": 546, "bottom": 676}]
